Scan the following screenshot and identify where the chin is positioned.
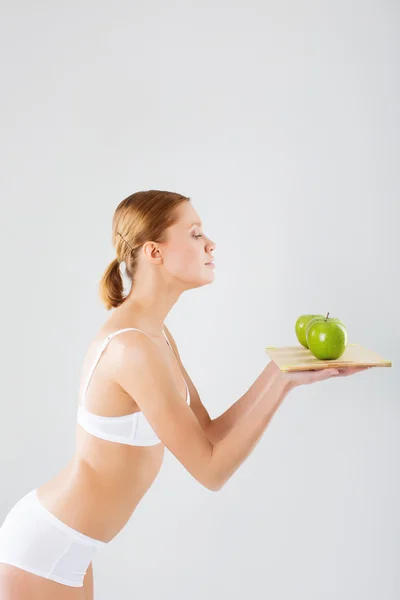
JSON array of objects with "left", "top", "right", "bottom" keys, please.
[
  {"left": 202, "top": 272, "right": 215, "bottom": 286},
  {"left": 188, "top": 274, "right": 215, "bottom": 290}
]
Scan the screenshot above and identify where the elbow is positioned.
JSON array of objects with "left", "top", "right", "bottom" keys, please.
[
  {"left": 204, "top": 442, "right": 225, "bottom": 491},
  {"left": 207, "top": 476, "right": 225, "bottom": 492},
  {"left": 207, "top": 482, "right": 223, "bottom": 492},
  {"left": 201, "top": 476, "right": 222, "bottom": 492},
  {"left": 210, "top": 483, "right": 223, "bottom": 492}
]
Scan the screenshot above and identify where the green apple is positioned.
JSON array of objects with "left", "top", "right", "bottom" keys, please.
[
  {"left": 295, "top": 314, "right": 325, "bottom": 348},
  {"left": 305, "top": 315, "right": 327, "bottom": 339},
  {"left": 306, "top": 312, "right": 344, "bottom": 339},
  {"left": 306, "top": 312, "right": 348, "bottom": 360}
]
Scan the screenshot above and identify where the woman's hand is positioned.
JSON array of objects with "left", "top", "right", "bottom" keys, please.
[{"left": 278, "top": 365, "right": 371, "bottom": 388}]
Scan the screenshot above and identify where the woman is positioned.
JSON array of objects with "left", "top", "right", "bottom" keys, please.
[{"left": 0, "top": 190, "right": 369, "bottom": 599}]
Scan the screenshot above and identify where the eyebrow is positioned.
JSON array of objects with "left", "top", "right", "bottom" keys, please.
[{"left": 188, "top": 221, "right": 203, "bottom": 228}]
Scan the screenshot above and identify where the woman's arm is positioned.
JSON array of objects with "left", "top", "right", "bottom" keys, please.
[
  {"left": 164, "top": 325, "right": 281, "bottom": 444},
  {"left": 205, "top": 360, "right": 281, "bottom": 443},
  {"left": 114, "top": 330, "right": 292, "bottom": 491},
  {"left": 210, "top": 374, "right": 292, "bottom": 489},
  {"left": 163, "top": 325, "right": 212, "bottom": 431}
]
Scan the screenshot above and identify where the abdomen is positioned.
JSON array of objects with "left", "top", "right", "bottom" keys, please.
[{"left": 36, "top": 425, "right": 165, "bottom": 543}]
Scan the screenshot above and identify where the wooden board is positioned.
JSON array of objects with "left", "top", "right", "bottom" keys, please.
[{"left": 265, "top": 343, "right": 392, "bottom": 372}]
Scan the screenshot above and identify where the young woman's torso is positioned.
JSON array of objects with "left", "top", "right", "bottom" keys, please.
[{"left": 36, "top": 323, "right": 186, "bottom": 543}]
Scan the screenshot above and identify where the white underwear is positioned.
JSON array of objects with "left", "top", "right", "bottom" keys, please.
[{"left": 0, "top": 488, "right": 107, "bottom": 587}]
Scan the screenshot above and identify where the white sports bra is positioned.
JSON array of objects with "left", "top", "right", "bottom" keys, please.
[{"left": 77, "top": 328, "right": 190, "bottom": 446}]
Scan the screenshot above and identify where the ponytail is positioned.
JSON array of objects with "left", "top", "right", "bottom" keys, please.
[{"left": 98, "top": 258, "right": 125, "bottom": 310}]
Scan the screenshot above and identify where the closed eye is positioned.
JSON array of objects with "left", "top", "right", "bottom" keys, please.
[{"left": 193, "top": 234, "right": 203, "bottom": 239}]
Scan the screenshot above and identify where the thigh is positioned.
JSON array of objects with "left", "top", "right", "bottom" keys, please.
[
  {"left": 83, "top": 562, "right": 94, "bottom": 600},
  {"left": 0, "top": 564, "right": 86, "bottom": 600}
]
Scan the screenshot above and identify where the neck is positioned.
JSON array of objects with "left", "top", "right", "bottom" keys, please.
[{"left": 112, "top": 278, "right": 186, "bottom": 336}]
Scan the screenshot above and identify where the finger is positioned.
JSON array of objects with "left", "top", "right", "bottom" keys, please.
[
  {"left": 335, "top": 367, "right": 371, "bottom": 377},
  {"left": 313, "top": 369, "right": 340, "bottom": 381}
]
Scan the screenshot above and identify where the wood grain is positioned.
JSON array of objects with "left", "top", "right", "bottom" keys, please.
[{"left": 265, "top": 343, "right": 392, "bottom": 372}]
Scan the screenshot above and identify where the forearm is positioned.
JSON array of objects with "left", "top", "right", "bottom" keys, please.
[
  {"left": 205, "top": 360, "right": 281, "bottom": 444},
  {"left": 209, "top": 373, "right": 293, "bottom": 490}
]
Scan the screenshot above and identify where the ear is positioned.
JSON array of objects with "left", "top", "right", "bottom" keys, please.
[{"left": 142, "top": 241, "right": 163, "bottom": 264}]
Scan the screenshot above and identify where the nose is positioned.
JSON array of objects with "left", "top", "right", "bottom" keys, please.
[{"left": 207, "top": 237, "right": 216, "bottom": 253}]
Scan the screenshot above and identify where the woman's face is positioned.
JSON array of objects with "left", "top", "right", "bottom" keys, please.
[{"left": 161, "top": 201, "right": 216, "bottom": 289}]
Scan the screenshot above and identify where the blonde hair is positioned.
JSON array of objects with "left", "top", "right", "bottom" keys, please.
[{"left": 99, "top": 190, "right": 190, "bottom": 310}]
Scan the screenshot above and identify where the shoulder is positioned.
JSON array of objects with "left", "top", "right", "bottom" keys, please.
[{"left": 100, "top": 328, "right": 162, "bottom": 367}]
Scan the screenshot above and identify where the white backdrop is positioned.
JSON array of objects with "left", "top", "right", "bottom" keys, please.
[{"left": 0, "top": 1, "right": 398, "bottom": 598}]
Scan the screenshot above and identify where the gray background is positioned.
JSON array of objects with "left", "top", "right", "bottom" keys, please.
[{"left": 1, "top": 1, "right": 399, "bottom": 598}]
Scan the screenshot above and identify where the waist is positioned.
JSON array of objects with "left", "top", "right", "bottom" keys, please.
[{"left": 35, "top": 457, "right": 161, "bottom": 542}]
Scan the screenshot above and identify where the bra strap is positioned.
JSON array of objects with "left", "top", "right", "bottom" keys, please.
[
  {"left": 80, "top": 328, "right": 154, "bottom": 407},
  {"left": 162, "top": 329, "right": 189, "bottom": 403},
  {"left": 162, "top": 329, "right": 172, "bottom": 347}
]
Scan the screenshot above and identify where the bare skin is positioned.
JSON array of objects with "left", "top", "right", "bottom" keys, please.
[
  {"left": 0, "top": 563, "right": 92, "bottom": 600},
  {"left": 0, "top": 199, "right": 370, "bottom": 598},
  {"left": 0, "top": 321, "right": 201, "bottom": 600},
  {"left": 0, "top": 200, "right": 217, "bottom": 598}
]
